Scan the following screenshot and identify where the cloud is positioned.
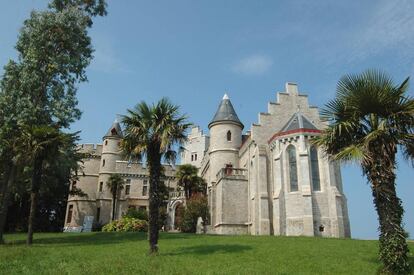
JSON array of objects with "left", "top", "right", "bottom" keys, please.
[
  {"left": 348, "top": 0, "right": 414, "bottom": 62},
  {"left": 232, "top": 54, "right": 273, "bottom": 75},
  {"left": 89, "top": 35, "right": 133, "bottom": 74}
]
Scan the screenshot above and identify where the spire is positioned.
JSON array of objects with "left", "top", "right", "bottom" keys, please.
[
  {"left": 103, "top": 119, "right": 123, "bottom": 139},
  {"left": 209, "top": 93, "right": 243, "bottom": 129}
]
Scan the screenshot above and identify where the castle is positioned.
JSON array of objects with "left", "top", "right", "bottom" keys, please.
[{"left": 65, "top": 82, "right": 351, "bottom": 237}]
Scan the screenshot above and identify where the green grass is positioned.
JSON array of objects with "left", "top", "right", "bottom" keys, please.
[{"left": 1, "top": 233, "right": 413, "bottom": 274}]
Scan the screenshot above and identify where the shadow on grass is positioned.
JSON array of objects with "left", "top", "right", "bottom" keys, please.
[
  {"left": 164, "top": 244, "right": 252, "bottom": 256},
  {"left": 5, "top": 232, "right": 191, "bottom": 247}
]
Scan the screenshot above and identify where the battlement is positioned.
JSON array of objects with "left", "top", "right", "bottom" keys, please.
[{"left": 78, "top": 143, "right": 103, "bottom": 156}]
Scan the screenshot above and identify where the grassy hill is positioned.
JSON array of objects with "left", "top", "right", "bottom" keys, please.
[{"left": 1, "top": 232, "right": 413, "bottom": 274}]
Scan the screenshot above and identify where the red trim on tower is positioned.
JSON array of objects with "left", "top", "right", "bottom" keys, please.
[{"left": 267, "top": 128, "right": 321, "bottom": 144}]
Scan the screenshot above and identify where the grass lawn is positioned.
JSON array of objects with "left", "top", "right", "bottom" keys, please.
[{"left": 1, "top": 232, "right": 413, "bottom": 274}]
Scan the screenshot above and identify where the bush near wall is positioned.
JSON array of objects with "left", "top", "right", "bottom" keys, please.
[
  {"left": 102, "top": 217, "right": 148, "bottom": 232},
  {"left": 178, "top": 194, "right": 209, "bottom": 233}
]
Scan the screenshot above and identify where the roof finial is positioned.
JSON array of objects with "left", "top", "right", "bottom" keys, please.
[{"left": 223, "top": 93, "right": 229, "bottom": 100}]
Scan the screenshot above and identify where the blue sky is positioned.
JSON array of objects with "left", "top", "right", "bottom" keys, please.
[{"left": 0, "top": 0, "right": 413, "bottom": 239}]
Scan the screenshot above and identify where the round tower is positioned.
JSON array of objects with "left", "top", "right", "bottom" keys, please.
[
  {"left": 101, "top": 120, "right": 123, "bottom": 174},
  {"left": 208, "top": 94, "right": 244, "bottom": 178},
  {"left": 96, "top": 120, "right": 123, "bottom": 223}
]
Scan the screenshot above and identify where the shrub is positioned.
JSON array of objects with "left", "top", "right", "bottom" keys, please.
[
  {"left": 102, "top": 217, "right": 148, "bottom": 232},
  {"left": 178, "top": 194, "right": 209, "bottom": 233},
  {"left": 123, "top": 208, "right": 148, "bottom": 221}
]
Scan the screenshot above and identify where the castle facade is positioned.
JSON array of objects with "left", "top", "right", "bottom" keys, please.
[{"left": 65, "top": 82, "right": 351, "bottom": 237}]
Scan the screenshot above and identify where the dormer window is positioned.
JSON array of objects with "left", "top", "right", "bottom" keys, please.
[
  {"left": 227, "top": 130, "right": 232, "bottom": 141},
  {"left": 111, "top": 128, "right": 117, "bottom": 136}
]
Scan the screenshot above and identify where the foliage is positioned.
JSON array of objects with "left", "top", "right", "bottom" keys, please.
[
  {"left": 101, "top": 217, "right": 148, "bottom": 232},
  {"left": 5, "top": 131, "right": 84, "bottom": 233},
  {"left": 121, "top": 97, "right": 191, "bottom": 253},
  {"left": 3, "top": 232, "right": 413, "bottom": 274},
  {"left": 178, "top": 194, "right": 209, "bottom": 233},
  {"left": 176, "top": 164, "right": 206, "bottom": 199},
  {"left": 313, "top": 69, "right": 413, "bottom": 274},
  {"left": 123, "top": 208, "right": 148, "bottom": 221},
  {"left": 0, "top": 0, "right": 107, "bottom": 244}
]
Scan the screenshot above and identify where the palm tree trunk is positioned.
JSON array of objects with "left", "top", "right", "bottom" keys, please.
[
  {"left": 27, "top": 157, "right": 43, "bottom": 246},
  {"left": 147, "top": 145, "right": 161, "bottom": 254},
  {"left": 365, "top": 145, "right": 410, "bottom": 274},
  {"left": 112, "top": 193, "right": 116, "bottom": 221},
  {"left": 0, "top": 162, "right": 16, "bottom": 244}
]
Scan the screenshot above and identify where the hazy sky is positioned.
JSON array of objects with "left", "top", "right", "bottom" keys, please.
[{"left": 0, "top": 0, "right": 413, "bottom": 239}]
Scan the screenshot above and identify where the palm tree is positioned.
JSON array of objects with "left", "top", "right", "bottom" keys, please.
[
  {"left": 106, "top": 174, "right": 125, "bottom": 221},
  {"left": 313, "top": 70, "right": 413, "bottom": 274},
  {"left": 176, "top": 164, "right": 206, "bottom": 199},
  {"left": 121, "top": 98, "right": 190, "bottom": 254},
  {"left": 22, "top": 125, "right": 76, "bottom": 245}
]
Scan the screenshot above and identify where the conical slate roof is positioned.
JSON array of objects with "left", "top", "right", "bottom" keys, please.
[
  {"left": 280, "top": 112, "right": 318, "bottom": 132},
  {"left": 103, "top": 120, "right": 123, "bottom": 139},
  {"left": 208, "top": 94, "right": 243, "bottom": 129}
]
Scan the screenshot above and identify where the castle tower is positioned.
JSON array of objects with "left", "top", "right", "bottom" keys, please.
[
  {"left": 208, "top": 94, "right": 243, "bottom": 174},
  {"left": 96, "top": 120, "right": 123, "bottom": 224},
  {"left": 208, "top": 94, "right": 248, "bottom": 234}
]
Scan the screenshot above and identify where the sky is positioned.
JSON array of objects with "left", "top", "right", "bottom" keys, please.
[{"left": 0, "top": 0, "right": 413, "bottom": 240}]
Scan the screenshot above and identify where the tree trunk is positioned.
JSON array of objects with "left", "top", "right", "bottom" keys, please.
[
  {"left": 112, "top": 193, "right": 116, "bottom": 221},
  {"left": 27, "top": 157, "right": 43, "bottom": 246},
  {"left": 0, "top": 163, "right": 16, "bottom": 244},
  {"left": 365, "top": 144, "right": 410, "bottom": 274},
  {"left": 147, "top": 144, "right": 161, "bottom": 254}
]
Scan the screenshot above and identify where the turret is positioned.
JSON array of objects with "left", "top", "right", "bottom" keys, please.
[
  {"left": 101, "top": 120, "right": 123, "bottom": 174},
  {"left": 208, "top": 94, "right": 243, "bottom": 179},
  {"left": 96, "top": 120, "right": 123, "bottom": 223}
]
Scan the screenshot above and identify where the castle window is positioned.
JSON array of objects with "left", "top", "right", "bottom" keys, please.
[
  {"left": 102, "top": 159, "right": 105, "bottom": 167},
  {"left": 227, "top": 130, "right": 232, "bottom": 141},
  {"left": 142, "top": 180, "right": 148, "bottom": 196},
  {"left": 194, "top": 153, "right": 197, "bottom": 161},
  {"left": 105, "top": 140, "right": 108, "bottom": 145},
  {"left": 125, "top": 185, "right": 130, "bottom": 195},
  {"left": 287, "top": 145, "right": 298, "bottom": 192},
  {"left": 96, "top": 207, "right": 101, "bottom": 222},
  {"left": 67, "top": 205, "right": 73, "bottom": 223},
  {"left": 310, "top": 146, "right": 321, "bottom": 191},
  {"left": 99, "top": 182, "right": 103, "bottom": 192},
  {"left": 191, "top": 155, "right": 194, "bottom": 161}
]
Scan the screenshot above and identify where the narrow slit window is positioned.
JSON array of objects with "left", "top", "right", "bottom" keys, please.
[
  {"left": 310, "top": 146, "right": 321, "bottom": 191},
  {"left": 67, "top": 205, "right": 73, "bottom": 223},
  {"left": 227, "top": 130, "right": 232, "bottom": 141},
  {"left": 287, "top": 145, "right": 298, "bottom": 192}
]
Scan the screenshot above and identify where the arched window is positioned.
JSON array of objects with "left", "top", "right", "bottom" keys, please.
[
  {"left": 287, "top": 145, "right": 298, "bottom": 192},
  {"left": 102, "top": 159, "right": 105, "bottom": 167},
  {"left": 310, "top": 146, "right": 321, "bottom": 191},
  {"left": 227, "top": 130, "right": 232, "bottom": 141}
]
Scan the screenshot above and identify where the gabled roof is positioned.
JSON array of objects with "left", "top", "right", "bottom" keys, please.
[
  {"left": 103, "top": 120, "right": 123, "bottom": 139},
  {"left": 280, "top": 112, "right": 318, "bottom": 132},
  {"left": 208, "top": 94, "right": 244, "bottom": 129},
  {"left": 267, "top": 112, "right": 321, "bottom": 144}
]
